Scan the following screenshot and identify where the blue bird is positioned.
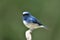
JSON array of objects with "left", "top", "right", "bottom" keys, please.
[{"left": 22, "top": 12, "right": 47, "bottom": 30}]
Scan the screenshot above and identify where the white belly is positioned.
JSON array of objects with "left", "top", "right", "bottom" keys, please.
[{"left": 23, "top": 21, "right": 40, "bottom": 29}]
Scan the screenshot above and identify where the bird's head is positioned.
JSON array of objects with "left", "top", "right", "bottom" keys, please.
[
  {"left": 23, "top": 12, "right": 31, "bottom": 17},
  {"left": 22, "top": 12, "right": 31, "bottom": 20}
]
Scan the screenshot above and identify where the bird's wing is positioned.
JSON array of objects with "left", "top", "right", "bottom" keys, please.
[{"left": 28, "top": 16, "right": 42, "bottom": 25}]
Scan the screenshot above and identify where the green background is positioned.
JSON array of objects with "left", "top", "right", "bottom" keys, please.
[{"left": 0, "top": 0, "right": 60, "bottom": 40}]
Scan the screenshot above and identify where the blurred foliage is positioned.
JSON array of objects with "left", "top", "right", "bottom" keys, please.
[{"left": 0, "top": 0, "right": 60, "bottom": 40}]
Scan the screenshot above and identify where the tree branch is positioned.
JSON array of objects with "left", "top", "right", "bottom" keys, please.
[{"left": 25, "top": 29, "right": 33, "bottom": 40}]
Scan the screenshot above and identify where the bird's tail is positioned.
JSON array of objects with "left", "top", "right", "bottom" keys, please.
[{"left": 40, "top": 25, "right": 48, "bottom": 30}]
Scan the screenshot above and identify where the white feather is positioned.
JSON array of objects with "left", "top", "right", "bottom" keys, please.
[
  {"left": 23, "top": 20, "right": 45, "bottom": 29},
  {"left": 23, "top": 12, "right": 29, "bottom": 14}
]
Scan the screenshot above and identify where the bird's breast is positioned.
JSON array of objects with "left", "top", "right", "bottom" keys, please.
[{"left": 23, "top": 20, "right": 40, "bottom": 29}]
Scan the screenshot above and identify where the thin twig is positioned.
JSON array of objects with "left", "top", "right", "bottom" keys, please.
[{"left": 25, "top": 29, "right": 33, "bottom": 40}]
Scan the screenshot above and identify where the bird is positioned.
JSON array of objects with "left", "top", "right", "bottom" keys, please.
[{"left": 22, "top": 11, "right": 47, "bottom": 30}]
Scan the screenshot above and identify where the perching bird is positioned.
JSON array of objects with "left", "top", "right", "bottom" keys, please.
[{"left": 22, "top": 11, "right": 47, "bottom": 30}]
